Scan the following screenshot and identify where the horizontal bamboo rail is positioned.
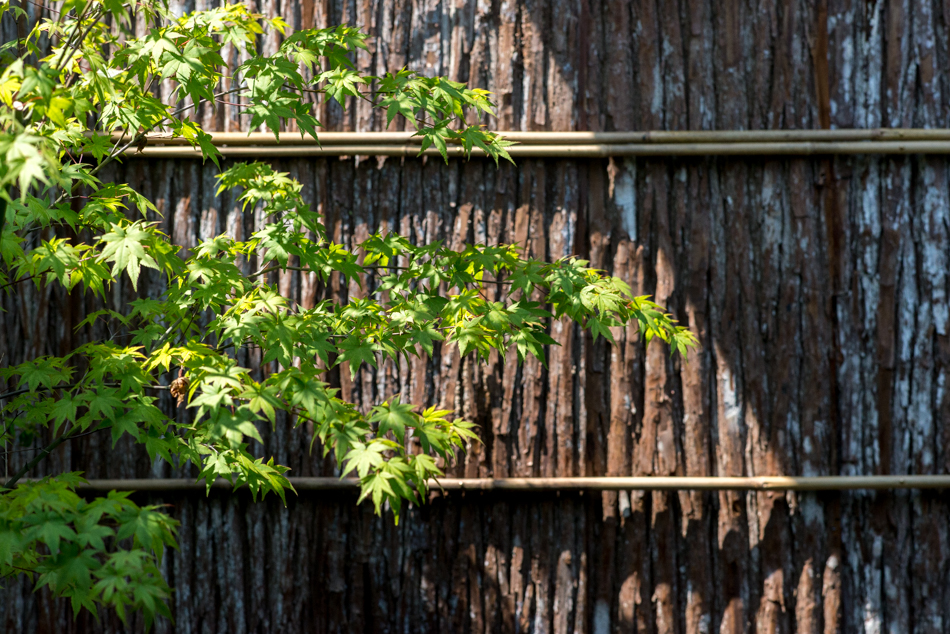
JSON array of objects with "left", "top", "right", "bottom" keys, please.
[
  {"left": 127, "top": 129, "right": 950, "bottom": 146},
  {"left": 89, "top": 130, "right": 950, "bottom": 492},
  {"left": 126, "top": 140, "right": 950, "bottom": 158},
  {"left": 60, "top": 476, "right": 950, "bottom": 494},
  {"left": 115, "top": 129, "right": 950, "bottom": 157}
]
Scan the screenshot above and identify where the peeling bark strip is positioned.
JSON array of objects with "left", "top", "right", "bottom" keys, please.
[{"left": 3, "top": 1, "right": 950, "bottom": 633}]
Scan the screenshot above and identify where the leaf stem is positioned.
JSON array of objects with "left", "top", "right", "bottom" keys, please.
[{"left": 0, "top": 381, "right": 169, "bottom": 401}]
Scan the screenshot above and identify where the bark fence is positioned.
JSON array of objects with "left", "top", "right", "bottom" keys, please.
[{"left": 4, "top": 0, "right": 950, "bottom": 632}]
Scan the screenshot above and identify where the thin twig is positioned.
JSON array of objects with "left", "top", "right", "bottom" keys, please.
[
  {"left": 166, "top": 86, "right": 244, "bottom": 120},
  {"left": 248, "top": 264, "right": 307, "bottom": 280},
  {"left": 175, "top": 304, "right": 202, "bottom": 347},
  {"left": 0, "top": 381, "right": 76, "bottom": 401},
  {"left": 22, "top": 1, "right": 62, "bottom": 16},
  {"left": 152, "top": 312, "right": 188, "bottom": 349},
  {"left": 60, "top": 9, "right": 107, "bottom": 89},
  {"left": 0, "top": 381, "right": 169, "bottom": 401},
  {"left": 0, "top": 274, "right": 34, "bottom": 290},
  {"left": 49, "top": 2, "right": 91, "bottom": 75},
  {"left": 54, "top": 7, "right": 103, "bottom": 80},
  {"left": 4, "top": 425, "right": 109, "bottom": 457},
  {"left": 249, "top": 262, "right": 513, "bottom": 286},
  {"left": 3, "top": 425, "right": 80, "bottom": 488}
]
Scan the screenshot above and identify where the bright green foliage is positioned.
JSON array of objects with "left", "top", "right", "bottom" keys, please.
[
  {"left": 0, "top": 474, "right": 176, "bottom": 628},
  {"left": 0, "top": 0, "right": 696, "bottom": 626}
]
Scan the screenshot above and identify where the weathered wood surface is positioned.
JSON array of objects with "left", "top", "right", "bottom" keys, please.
[{"left": 3, "top": 0, "right": 950, "bottom": 632}]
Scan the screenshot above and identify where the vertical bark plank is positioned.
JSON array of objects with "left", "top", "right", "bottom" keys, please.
[
  {"left": 677, "top": 158, "right": 713, "bottom": 634},
  {"left": 493, "top": 0, "right": 519, "bottom": 130},
  {"left": 519, "top": 0, "right": 547, "bottom": 130},
  {"left": 546, "top": 161, "right": 578, "bottom": 476}
]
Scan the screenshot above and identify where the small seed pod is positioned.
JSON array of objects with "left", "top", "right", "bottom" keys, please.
[{"left": 170, "top": 376, "right": 190, "bottom": 406}]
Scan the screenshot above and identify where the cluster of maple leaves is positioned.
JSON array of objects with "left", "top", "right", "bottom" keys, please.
[{"left": 0, "top": 0, "right": 693, "bottom": 625}]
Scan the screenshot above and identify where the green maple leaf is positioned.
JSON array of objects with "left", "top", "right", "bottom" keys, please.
[
  {"left": 31, "top": 238, "right": 81, "bottom": 285},
  {"left": 144, "top": 430, "right": 176, "bottom": 464},
  {"left": 417, "top": 126, "right": 449, "bottom": 163},
  {"left": 327, "top": 418, "right": 368, "bottom": 464},
  {"left": 86, "top": 391, "right": 123, "bottom": 421},
  {"left": 0, "top": 531, "right": 21, "bottom": 566},
  {"left": 49, "top": 395, "right": 78, "bottom": 433},
  {"left": 414, "top": 420, "right": 451, "bottom": 454},
  {"left": 96, "top": 222, "right": 159, "bottom": 291},
  {"left": 358, "top": 471, "right": 397, "bottom": 517},
  {"left": 317, "top": 67, "right": 365, "bottom": 105},
  {"left": 286, "top": 378, "right": 327, "bottom": 414},
  {"left": 588, "top": 315, "right": 616, "bottom": 344},
  {"left": 0, "top": 225, "right": 23, "bottom": 266},
  {"left": 305, "top": 333, "right": 338, "bottom": 365},
  {"left": 56, "top": 547, "right": 100, "bottom": 591},
  {"left": 211, "top": 411, "right": 263, "bottom": 444},
  {"left": 140, "top": 31, "right": 178, "bottom": 64},
  {"left": 13, "top": 357, "right": 70, "bottom": 391},
  {"left": 482, "top": 304, "right": 511, "bottom": 332},
  {"left": 2, "top": 134, "right": 52, "bottom": 193},
  {"left": 509, "top": 263, "right": 546, "bottom": 297},
  {"left": 240, "top": 384, "right": 281, "bottom": 425},
  {"left": 74, "top": 523, "right": 113, "bottom": 552},
  {"left": 411, "top": 453, "right": 441, "bottom": 481},
  {"left": 115, "top": 507, "right": 176, "bottom": 560},
  {"left": 342, "top": 441, "right": 385, "bottom": 479},
  {"left": 408, "top": 323, "right": 444, "bottom": 356},
  {"left": 380, "top": 92, "right": 415, "bottom": 128},
  {"left": 34, "top": 520, "right": 76, "bottom": 554},
  {"left": 82, "top": 133, "right": 114, "bottom": 162},
  {"left": 335, "top": 335, "right": 377, "bottom": 377},
  {"left": 369, "top": 395, "right": 415, "bottom": 443},
  {"left": 452, "top": 323, "right": 485, "bottom": 358},
  {"left": 110, "top": 411, "right": 144, "bottom": 445},
  {"left": 188, "top": 384, "right": 234, "bottom": 420}
]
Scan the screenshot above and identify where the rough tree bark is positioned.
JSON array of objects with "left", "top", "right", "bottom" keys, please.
[{"left": 2, "top": 1, "right": 950, "bottom": 632}]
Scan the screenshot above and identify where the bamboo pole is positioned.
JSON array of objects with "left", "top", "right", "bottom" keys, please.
[
  {"left": 122, "top": 129, "right": 950, "bottom": 146},
  {"left": 61, "top": 475, "right": 950, "bottom": 493},
  {"left": 125, "top": 140, "right": 950, "bottom": 158},
  {"left": 92, "top": 129, "right": 950, "bottom": 492}
]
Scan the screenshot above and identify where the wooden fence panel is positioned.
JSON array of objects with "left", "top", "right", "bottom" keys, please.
[{"left": 3, "top": 1, "right": 950, "bottom": 632}]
